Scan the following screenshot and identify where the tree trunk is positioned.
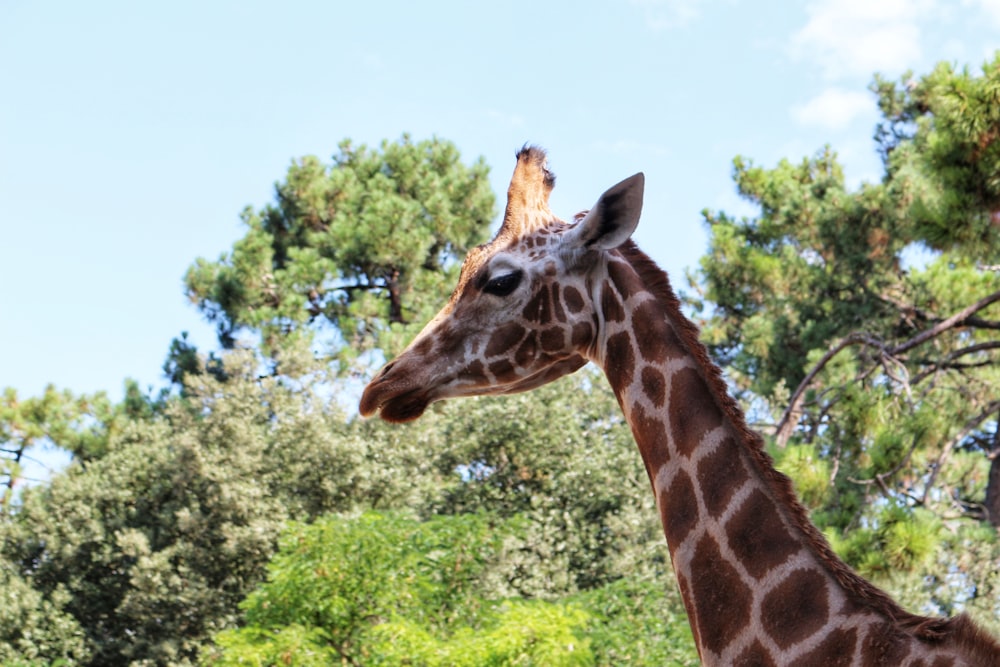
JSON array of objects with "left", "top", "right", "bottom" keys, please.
[
  {"left": 387, "top": 269, "right": 404, "bottom": 324},
  {"left": 985, "top": 417, "right": 1000, "bottom": 530}
]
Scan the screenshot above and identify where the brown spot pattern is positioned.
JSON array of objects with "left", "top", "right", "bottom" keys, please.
[
  {"left": 604, "top": 331, "right": 635, "bottom": 395},
  {"left": 675, "top": 572, "right": 701, "bottom": 649},
  {"left": 608, "top": 259, "right": 644, "bottom": 300},
  {"left": 601, "top": 280, "right": 626, "bottom": 322},
  {"left": 540, "top": 327, "right": 565, "bottom": 353},
  {"left": 641, "top": 365, "right": 666, "bottom": 407},
  {"left": 689, "top": 534, "right": 752, "bottom": 655},
  {"left": 563, "top": 285, "right": 585, "bottom": 313},
  {"left": 789, "top": 628, "right": 857, "bottom": 667},
  {"left": 630, "top": 403, "right": 670, "bottom": 479},
  {"left": 488, "top": 358, "right": 515, "bottom": 380},
  {"left": 571, "top": 322, "right": 593, "bottom": 349},
  {"left": 550, "top": 283, "right": 566, "bottom": 322},
  {"left": 725, "top": 488, "right": 801, "bottom": 579},
  {"left": 696, "top": 436, "right": 749, "bottom": 519},
  {"left": 522, "top": 287, "right": 552, "bottom": 323},
  {"left": 462, "top": 359, "right": 486, "bottom": 379},
  {"left": 515, "top": 335, "right": 538, "bottom": 367},
  {"left": 486, "top": 322, "right": 525, "bottom": 357},
  {"left": 669, "top": 367, "right": 723, "bottom": 457},
  {"left": 734, "top": 640, "right": 776, "bottom": 667},
  {"left": 660, "top": 470, "right": 698, "bottom": 552},
  {"left": 761, "top": 568, "right": 829, "bottom": 649},
  {"left": 634, "top": 299, "right": 684, "bottom": 364},
  {"left": 930, "top": 658, "right": 955, "bottom": 667},
  {"left": 861, "top": 623, "right": 910, "bottom": 667}
]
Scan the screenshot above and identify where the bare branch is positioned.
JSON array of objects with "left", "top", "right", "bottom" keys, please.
[
  {"left": 847, "top": 432, "right": 923, "bottom": 502},
  {"left": 922, "top": 398, "right": 1000, "bottom": 506},
  {"left": 888, "top": 288, "right": 1000, "bottom": 356},
  {"left": 962, "top": 317, "right": 1000, "bottom": 330},
  {"left": 776, "top": 289, "right": 1000, "bottom": 447},
  {"left": 775, "top": 333, "right": 882, "bottom": 447}
]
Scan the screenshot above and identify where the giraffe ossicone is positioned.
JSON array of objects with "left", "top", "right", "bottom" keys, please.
[{"left": 360, "top": 146, "right": 1000, "bottom": 666}]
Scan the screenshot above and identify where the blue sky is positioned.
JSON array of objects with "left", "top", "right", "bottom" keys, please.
[{"left": 2, "top": 0, "right": 999, "bottom": 411}]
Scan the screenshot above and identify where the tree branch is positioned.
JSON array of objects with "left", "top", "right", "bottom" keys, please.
[
  {"left": 887, "top": 288, "right": 1000, "bottom": 356},
  {"left": 775, "top": 333, "right": 882, "bottom": 446},
  {"left": 922, "top": 398, "right": 1000, "bottom": 506},
  {"left": 776, "top": 289, "right": 1000, "bottom": 447}
]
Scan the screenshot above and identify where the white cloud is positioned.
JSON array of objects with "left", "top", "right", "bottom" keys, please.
[
  {"left": 790, "top": 0, "right": 940, "bottom": 79},
  {"left": 790, "top": 88, "right": 875, "bottom": 130},
  {"left": 629, "top": 0, "right": 703, "bottom": 30}
]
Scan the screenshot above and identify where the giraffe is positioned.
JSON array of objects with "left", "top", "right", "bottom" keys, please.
[{"left": 359, "top": 147, "right": 1000, "bottom": 666}]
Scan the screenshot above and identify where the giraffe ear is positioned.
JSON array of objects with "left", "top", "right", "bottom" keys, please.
[{"left": 563, "top": 172, "right": 644, "bottom": 251}]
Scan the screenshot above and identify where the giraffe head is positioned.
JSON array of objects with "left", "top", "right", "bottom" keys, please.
[{"left": 359, "top": 146, "right": 644, "bottom": 422}]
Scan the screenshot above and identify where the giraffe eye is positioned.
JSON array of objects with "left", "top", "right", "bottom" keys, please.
[{"left": 483, "top": 270, "right": 523, "bottom": 297}]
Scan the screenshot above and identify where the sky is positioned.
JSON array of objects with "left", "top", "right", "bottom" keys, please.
[{"left": 2, "top": 0, "right": 999, "bottom": 416}]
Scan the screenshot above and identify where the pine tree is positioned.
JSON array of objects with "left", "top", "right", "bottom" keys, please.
[{"left": 690, "top": 54, "right": 1000, "bottom": 628}]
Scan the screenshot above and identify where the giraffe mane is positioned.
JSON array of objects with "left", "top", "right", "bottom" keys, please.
[{"left": 616, "top": 240, "right": 997, "bottom": 646}]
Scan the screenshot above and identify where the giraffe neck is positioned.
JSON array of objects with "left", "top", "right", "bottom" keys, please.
[{"left": 590, "top": 243, "right": 975, "bottom": 665}]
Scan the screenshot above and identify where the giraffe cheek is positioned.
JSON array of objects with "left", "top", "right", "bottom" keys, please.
[
  {"left": 540, "top": 326, "right": 566, "bottom": 354},
  {"left": 514, "top": 335, "right": 539, "bottom": 368},
  {"left": 488, "top": 358, "right": 517, "bottom": 382},
  {"left": 487, "top": 323, "right": 527, "bottom": 357},
  {"left": 458, "top": 359, "right": 487, "bottom": 382},
  {"left": 571, "top": 321, "right": 594, "bottom": 349}
]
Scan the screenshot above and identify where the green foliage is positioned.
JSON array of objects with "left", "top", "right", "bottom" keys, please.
[
  {"left": 423, "top": 369, "right": 666, "bottom": 597},
  {"left": 693, "top": 53, "right": 1000, "bottom": 629},
  {"left": 0, "top": 384, "right": 142, "bottom": 469},
  {"left": 698, "top": 147, "right": 907, "bottom": 396},
  {"left": 770, "top": 442, "right": 833, "bottom": 509},
  {"left": 371, "top": 602, "right": 591, "bottom": 667},
  {"left": 205, "top": 513, "right": 592, "bottom": 667},
  {"left": 572, "top": 578, "right": 699, "bottom": 667},
  {"left": 0, "top": 352, "right": 452, "bottom": 665},
  {"left": 10, "top": 62, "right": 1000, "bottom": 664},
  {"left": 208, "top": 624, "right": 335, "bottom": 667},
  {"left": 0, "top": 562, "right": 89, "bottom": 665},
  {"left": 182, "top": 135, "right": 495, "bottom": 371},
  {"left": 1, "top": 352, "right": 676, "bottom": 665},
  {"left": 874, "top": 54, "right": 1000, "bottom": 258},
  {"left": 207, "top": 512, "right": 701, "bottom": 667},
  {"left": 2, "top": 362, "right": 290, "bottom": 665},
  {"left": 826, "top": 505, "right": 942, "bottom": 577}
]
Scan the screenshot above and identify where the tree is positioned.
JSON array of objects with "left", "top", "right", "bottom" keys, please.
[
  {"left": 0, "top": 560, "right": 90, "bottom": 665},
  {"left": 690, "top": 53, "right": 1000, "bottom": 629},
  {"left": 204, "top": 512, "right": 593, "bottom": 667},
  {"left": 206, "top": 512, "right": 700, "bottom": 667},
  {"left": 421, "top": 368, "right": 666, "bottom": 597},
  {"left": 873, "top": 56, "right": 1000, "bottom": 259},
  {"left": 182, "top": 135, "right": 495, "bottom": 373},
  {"left": 0, "top": 382, "right": 156, "bottom": 507},
  {"left": 0, "top": 353, "right": 450, "bottom": 665},
  {"left": 1, "top": 133, "right": 676, "bottom": 662}
]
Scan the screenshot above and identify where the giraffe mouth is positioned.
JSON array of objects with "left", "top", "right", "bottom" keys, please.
[{"left": 359, "top": 379, "right": 432, "bottom": 423}]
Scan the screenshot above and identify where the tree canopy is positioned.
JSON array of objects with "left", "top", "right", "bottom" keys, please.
[
  {"left": 692, "top": 55, "right": 1000, "bottom": 616},
  {"left": 3, "top": 54, "right": 1000, "bottom": 666},
  {"left": 182, "top": 135, "right": 495, "bottom": 372}
]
